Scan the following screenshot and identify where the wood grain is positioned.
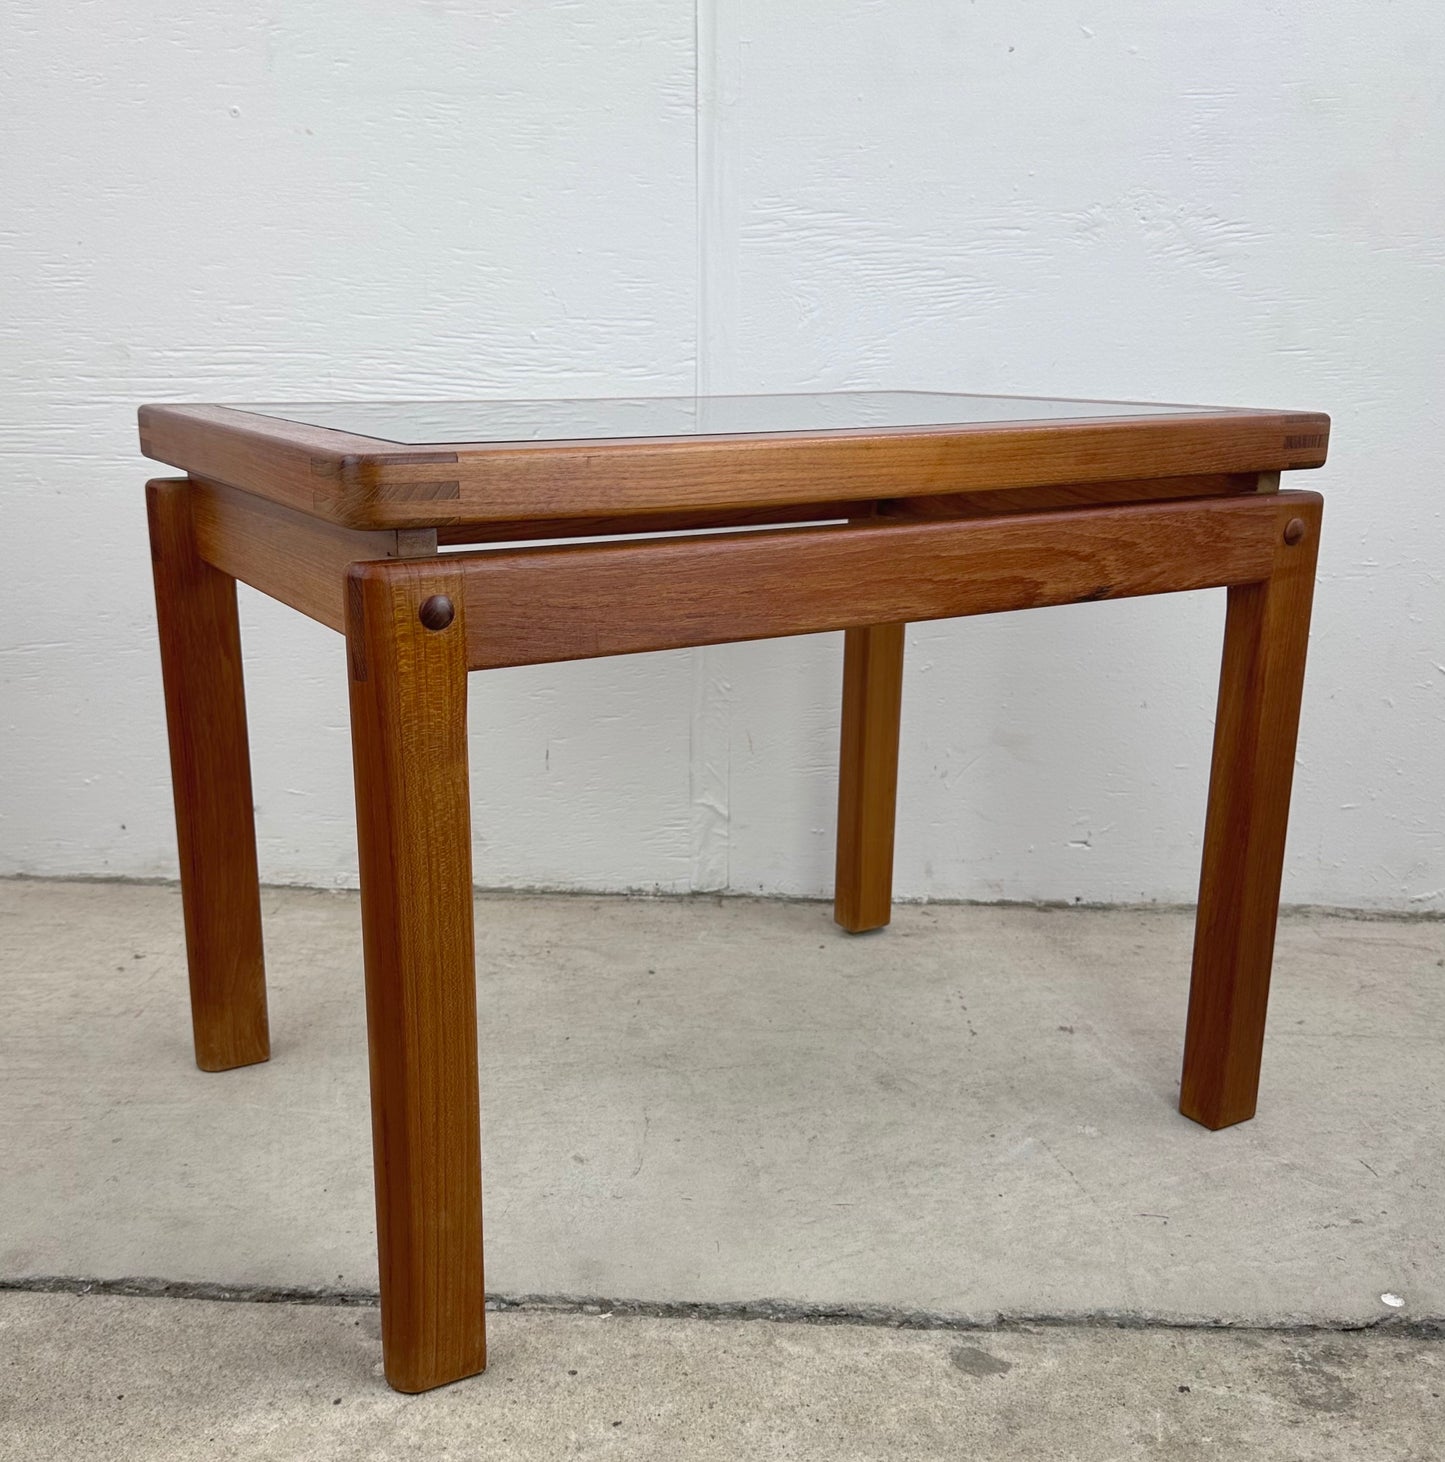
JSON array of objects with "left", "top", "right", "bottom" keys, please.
[
  {"left": 429, "top": 474, "right": 1276, "bottom": 546},
  {"left": 139, "top": 405, "right": 452, "bottom": 527},
  {"left": 455, "top": 491, "right": 1308, "bottom": 670},
  {"left": 877, "top": 471, "right": 1272, "bottom": 520},
  {"left": 1180, "top": 494, "right": 1324, "bottom": 1130},
  {"left": 834, "top": 623, "right": 907, "bottom": 934},
  {"left": 191, "top": 477, "right": 436, "bottom": 632},
  {"left": 145, "top": 479, "right": 269, "bottom": 1072},
  {"left": 346, "top": 560, "right": 485, "bottom": 1392},
  {"left": 139, "top": 402, "right": 1330, "bottom": 531},
  {"left": 435, "top": 498, "right": 865, "bottom": 546}
]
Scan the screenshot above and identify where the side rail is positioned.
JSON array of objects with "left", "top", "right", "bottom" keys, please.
[{"left": 357, "top": 489, "right": 1322, "bottom": 670}]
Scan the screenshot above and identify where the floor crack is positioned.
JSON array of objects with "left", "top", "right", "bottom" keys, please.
[{"left": 3, "top": 1276, "right": 1441, "bottom": 1339}]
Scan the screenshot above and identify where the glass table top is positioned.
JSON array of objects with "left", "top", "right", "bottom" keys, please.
[{"left": 229, "top": 391, "right": 1228, "bottom": 447}]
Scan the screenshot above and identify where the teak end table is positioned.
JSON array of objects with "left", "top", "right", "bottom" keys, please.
[{"left": 138, "top": 391, "right": 1329, "bottom": 1391}]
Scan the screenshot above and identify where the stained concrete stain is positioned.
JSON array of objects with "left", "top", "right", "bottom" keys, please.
[
  {"left": 951, "top": 1345, "right": 1014, "bottom": 1377},
  {"left": 1275, "top": 1342, "right": 1360, "bottom": 1415}
]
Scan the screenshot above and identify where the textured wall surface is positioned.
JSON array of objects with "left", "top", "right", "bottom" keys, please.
[{"left": 2, "top": 2, "right": 1442, "bottom": 909}]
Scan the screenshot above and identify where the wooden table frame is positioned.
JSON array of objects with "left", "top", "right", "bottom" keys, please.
[{"left": 142, "top": 397, "right": 1326, "bottom": 1392}]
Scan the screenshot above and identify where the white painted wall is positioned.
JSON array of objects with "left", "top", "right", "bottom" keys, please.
[{"left": 3, "top": 2, "right": 1442, "bottom": 910}]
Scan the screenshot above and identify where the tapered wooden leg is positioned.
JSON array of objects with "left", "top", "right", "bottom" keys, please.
[
  {"left": 834, "top": 622, "right": 906, "bottom": 933},
  {"left": 1180, "top": 497, "right": 1322, "bottom": 1129},
  {"left": 146, "top": 479, "right": 269, "bottom": 1072},
  {"left": 346, "top": 562, "right": 485, "bottom": 1393}
]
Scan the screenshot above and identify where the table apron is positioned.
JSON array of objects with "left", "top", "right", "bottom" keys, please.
[{"left": 377, "top": 489, "right": 1319, "bottom": 670}]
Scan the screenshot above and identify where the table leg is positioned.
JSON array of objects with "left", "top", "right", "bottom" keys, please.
[
  {"left": 1180, "top": 500, "right": 1322, "bottom": 1129},
  {"left": 345, "top": 563, "right": 486, "bottom": 1392},
  {"left": 834, "top": 622, "right": 906, "bottom": 933},
  {"left": 146, "top": 479, "right": 269, "bottom": 1072}
]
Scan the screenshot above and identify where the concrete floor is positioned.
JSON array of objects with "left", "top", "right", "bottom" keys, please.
[
  {"left": 3, "top": 1293, "right": 1442, "bottom": 1461},
  {"left": 2, "top": 878, "right": 1441, "bottom": 1456}
]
